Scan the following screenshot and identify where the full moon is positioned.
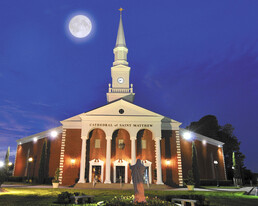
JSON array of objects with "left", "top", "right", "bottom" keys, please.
[{"left": 69, "top": 15, "right": 92, "bottom": 38}]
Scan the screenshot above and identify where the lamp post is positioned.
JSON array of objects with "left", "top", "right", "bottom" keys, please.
[
  {"left": 214, "top": 160, "right": 219, "bottom": 187},
  {"left": 28, "top": 157, "right": 33, "bottom": 182}
]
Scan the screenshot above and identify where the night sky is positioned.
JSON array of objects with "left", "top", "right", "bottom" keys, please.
[{"left": 0, "top": 1, "right": 257, "bottom": 173}]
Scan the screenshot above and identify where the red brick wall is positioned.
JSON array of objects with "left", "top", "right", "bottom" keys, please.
[
  {"left": 61, "top": 129, "right": 82, "bottom": 186},
  {"left": 48, "top": 134, "right": 62, "bottom": 177},
  {"left": 180, "top": 137, "right": 226, "bottom": 181},
  {"left": 14, "top": 138, "right": 45, "bottom": 178},
  {"left": 14, "top": 135, "right": 62, "bottom": 180},
  {"left": 161, "top": 130, "right": 179, "bottom": 186},
  {"left": 136, "top": 129, "right": 156, "bottom": 183}
]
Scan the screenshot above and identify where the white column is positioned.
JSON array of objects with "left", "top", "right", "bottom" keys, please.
[
  {"left": 78, "top": 138, "right": 86, "bottom": 183},
  {"left": 155, "top": 138, "right": 164, "bottom": 184},
  {"left": 130, "top": 136, "right": 136, "bottom": 184},
  {"left": 104, "top": 136, "right": 112, "bottom": 183},
  {"left": 130, "top": 137, "right": 136, "bottom": 165}
]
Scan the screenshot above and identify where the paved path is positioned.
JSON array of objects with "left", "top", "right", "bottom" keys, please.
[
  {"left": 165, "top": 186, "right": 254, "bottom": 192},
  {"left": 2, "top": 184, "right": 254, "bottom": 193},
  {"left": 248, "top": 187, "right": 258, "bottom": 196}
]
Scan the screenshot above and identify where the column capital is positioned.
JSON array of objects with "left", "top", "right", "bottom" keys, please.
[
  {"left": 130, "top": 136, "right": 136, "bottom": 140},
  {"left": 106, "top": 136, "right": 112, "bottom": 140},
  {"left": 81, "top": 136, "right": 88, "bottom": 140}
]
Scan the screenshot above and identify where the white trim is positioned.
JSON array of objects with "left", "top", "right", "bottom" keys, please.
[
  {"left": 142, "top": 160, "right": 152, "bottom": 184},
  {"left": 16, "top": 126, "right": 63, "bottom": 144},
  {"left": 58, "top": 129, "right": 66, "bottom": 184},
  {"left": 113, "top": 159, "right": 128, "bottom": 183},
  {"left": 180, "top": 128, "right": 224, "bottom": 146},
  {"left": 89, "top": 159, "right": 104, "bottom": 183}
]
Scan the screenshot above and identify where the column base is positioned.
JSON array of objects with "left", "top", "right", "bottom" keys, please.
[
  {"left": 156, "top": 181, "right": 164, "bottom": 185},
  {"left": 104, "top": 180, "right": 111, "bottom": 184},
  {"left": 78, "top": 179, "right": 86, "bottom": 184}
]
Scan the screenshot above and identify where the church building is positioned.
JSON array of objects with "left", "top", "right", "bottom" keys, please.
[{"left": 13, "top": 12, "right": 227, "bottom": 187}]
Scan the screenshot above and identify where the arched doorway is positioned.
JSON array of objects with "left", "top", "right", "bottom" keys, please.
[
  {"left": 85, "top": 129, "right": 106, "bottom": 182},
  {"left": 111, "top": 129, "right": 131, "bottom": 183},
  {"left": 136, "top": 129, "right": 155, "bottom": 183}
]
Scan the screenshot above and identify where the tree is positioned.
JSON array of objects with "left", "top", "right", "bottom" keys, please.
[
  {"left": 192, "top": 142, "right": 200, "bottom": 187},
  {"left": 186, "top": 115, "right": 245, "bottom": 180},
  {"left": 4, "top": 147, "right": 11, "bottom": 176},
  {"left": 38, "top": 140, "right": 47, "bottom": 184},
  {"left": 0, "top": 167, "right": 6, "bottom": 188},
  {"left": 4, "top": 147, "right": 10, "bottom": 169}
]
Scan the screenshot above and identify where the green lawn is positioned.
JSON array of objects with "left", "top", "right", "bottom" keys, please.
[{"left": 0, "top": 187, "right": 258, "bottom": 206}]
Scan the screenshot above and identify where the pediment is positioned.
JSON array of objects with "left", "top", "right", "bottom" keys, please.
[
  {"left": 61, "top": 99, "right": 181, "bottom": 129},
  {"left": 83, "top": 99, "right": 163, "bottom": 117}
]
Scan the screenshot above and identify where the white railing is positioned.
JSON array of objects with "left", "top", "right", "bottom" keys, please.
[{"left": 108, "top": 84, "right": 134, "bottom": 93}]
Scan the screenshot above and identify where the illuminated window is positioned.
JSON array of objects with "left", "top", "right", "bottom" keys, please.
[
  {"left": 142, "top": 140, "right": 146, "bottom": 149},
  {"left": 118, "top": 139, "right": 125, "bottom": 149},
  {"left": 118, "top": 139, "right": 124, "bottom": 145},
  {"left": 95, "top": 139, "right": 100, "bottom": 148}
]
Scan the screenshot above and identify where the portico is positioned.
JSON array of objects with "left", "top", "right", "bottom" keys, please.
[{"left": 74, "top": 99, "right": 167, "bottom": 185}]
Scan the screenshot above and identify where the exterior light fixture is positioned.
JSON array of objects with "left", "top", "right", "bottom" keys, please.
[
  {"left": 202, "top": 140, "right": 207, "bottom": 145},
  {"left": 19, "top": 142, "right": 22, "bottom": 145},
  {"left": 33, "top": 137, "right": 37, "bottom": 142},
  {"left": 218, "top": 145, "right": 222, "bottom": 148},
  {"left": 51, "top": 131, "right": 58, "bottom": 138},
  {"left": 71, "top": 159, "right": 76, "bottom": 165},
  {"left": 213, "top": 160, "right": 219, "bottom": 187},
  {"left": 0, "top": 161, "right": 4, "bottom": 167},
  {"left": 232, "top": 166, "right": 235, "bottom": 169},
  {"left": 166, "top": 160, "right": 171, "bottom": 166},
  {"left": 183, "top": 132, "right": 192, "bottom": 141},
  {"left": 8, "top": 162, "right": 12, "bottom": 166},
  {"left": 28, "top": 157, "right": 33, "bottom": 162}
]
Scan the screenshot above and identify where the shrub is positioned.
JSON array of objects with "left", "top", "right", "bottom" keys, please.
[
  {"left": 0, "top": 168, "right": 7, "bottom": 187},
  {"left": 105, "top": 195, "right": 173, "bottom": 206},
  {"left": 7, "top": 176, "right": 23, "bottom": 182},
  {"left": 56, "top": 191, "right": 86, "bottom": 204},
  {"left": 184, "top": 170, "right": 195, "bottom": 186},
  {"left": 52, "top": 168, "right": 60, "bottom": 183}
]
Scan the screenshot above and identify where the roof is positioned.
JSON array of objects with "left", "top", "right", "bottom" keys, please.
[
  {"left": 16, "top": 126, "right": 62, "bottom": 144},
  {"left": 180, "top": 128, "right": 224, "bottom": 146}
]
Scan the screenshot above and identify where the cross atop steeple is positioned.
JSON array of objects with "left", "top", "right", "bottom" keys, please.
[{"left": 118, "top": 8, "right": 124, "bottom": 15}]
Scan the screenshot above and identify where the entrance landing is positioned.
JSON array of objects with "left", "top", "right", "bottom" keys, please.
[{"left": 74, "top": 183, "right": 172, "bottom": 190}]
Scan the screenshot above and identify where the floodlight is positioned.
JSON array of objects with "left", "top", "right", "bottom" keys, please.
[
  {"left": 183, "top": 132, "right": 192, "bottom": 140},
  {"left": 51, "top": 131, "right": 58, "bottom": 138}
]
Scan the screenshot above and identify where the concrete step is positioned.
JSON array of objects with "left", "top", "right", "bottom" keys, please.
[{"left": 74, "top": 183, "right": 172, "bottom": 190}]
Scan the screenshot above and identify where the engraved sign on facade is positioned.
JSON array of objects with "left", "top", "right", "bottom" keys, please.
[{"left": 89, "top": 123, "right": 153, "bottom": 128}]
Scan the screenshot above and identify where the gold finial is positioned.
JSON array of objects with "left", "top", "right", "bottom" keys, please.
[{"left": 118, "top": 8, "right": 124, "bottom": 15}]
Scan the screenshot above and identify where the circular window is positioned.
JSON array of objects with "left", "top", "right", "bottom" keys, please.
[{"left": 119, "top": 109, "right": 124, "bottom": 114}]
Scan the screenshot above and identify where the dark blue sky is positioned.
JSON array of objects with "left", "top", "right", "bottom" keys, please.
[{"left": 0, "top": 1, "right": 257, "bottom": 172}]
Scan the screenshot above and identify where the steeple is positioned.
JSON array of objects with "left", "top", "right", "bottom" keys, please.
[
  {"left": 106, "top": 8, "right": 135, "bottom": 103},
  {"left": 115, "top": 10, "right": 126, "bottom": 48},
  {"left": 113, "top": 8, "right": 128, "bottom": 66}
]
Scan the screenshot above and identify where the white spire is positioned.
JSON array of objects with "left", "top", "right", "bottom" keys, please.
[
  {"left": 115, "top": 12, "right": 126, "bottom": 48},
  {"left": 113, "top": 8, "right": 128, "bottom": 66}
]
